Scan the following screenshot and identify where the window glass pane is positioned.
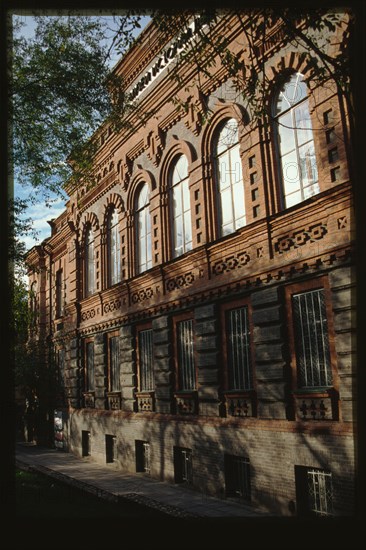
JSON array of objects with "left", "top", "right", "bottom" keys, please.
[
  {"left": 182, "top": 179, "right": 190, "bottom": 211},
  {"left": 298, "top": 143, "right": 318, "bottom": 187},
  {"left": 139, "top": 329, "right": 154, "bottom": 391},
  {"left": 295, "top": 103, "right": 313, "bottom": 146},
  {"left": 292, "top": 289, "right": 332, "bottom": 388},
  {"left": 177, "top": 320, "right": 195, "bottom": 390},
  {"left": 217, "top": 119, "right": 239, "bottom": 154},
  {"left": 218, "top": 152, "right": 231, "bottom": 190},
  {"left": 220, "top": 188, "right": 233, "bottom": 226},
  {"left": 173, "top": 185, "right": 182, "bottom": 216},
  {"left": 173, "top": 155, "right": 188, "bottom": 184},
  {"left": 230, "top": 145, "right": 243, "bottom": 184},
  {"left": 285, "top": 190, "right": 302, "bottom": 208},
  {"left": 233, "top": 182, "right": 246, "bottom": 222},
  {"left": 227, "top": 307, "right": 252, "bottom": 390},
  {"left": 137, "top": 184, "right": 149, "bottom": 209},
  {"left": 184, "top": 211, "right": 192, "bottom": 248},
  {"left": 278, "top": 112, "right": 296, "bottom": 155},
  {"left": 281, "top": 150, "right": 301, "bottom": 196}
]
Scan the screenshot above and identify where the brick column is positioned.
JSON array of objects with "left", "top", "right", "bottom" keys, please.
[
  {"left": 65, "top": 337, "right": 81, "bottom": 408},
  {"left": 195, "top": 304, "right": 220, "bottom": 417},
  {"left": 120, "top": 325, "right": 136, "bottom": 411},
  {"left": 94, "top": 332, "right": 106, "bottom": 409},
  {"left": 252, "top": 286, "right": 287, "bottom": 419},
  {"left": 152, "top": 316, "right": 173, "bottom": 414}
]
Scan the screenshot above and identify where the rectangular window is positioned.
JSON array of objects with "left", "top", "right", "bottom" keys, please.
[
  {"left": 292, "top": 289, "right": 332, "bottom": 388},
  {"left": 85, "top": 341, "right": 95, "bottom": 391},
  {"left": 135, "top": 440, "right": 151, "bottom": 474},
  {"left": 227, "top": 306, "right": 253, "bottom": 391},
  {"left": 105, "top": 434, "right": 117, "bottom": 463},
  {"left": 82, "top": 430, "right": 91, "bottom": 457},
  {"left": 174, "top": 446, "right": 193, "bottom": 484},
  {"left": 224, "top": 454, "right": 251, "bottom": 501},
  {"left": 138, "top": 329, "right": 154, "bottom": 391},
  {"left": 108, "top": 335, "right": 120, "bottom": 392},
  {"left": 295, "top": 466, "right": 333, "bottom": 516},
  {"left": 55, "top": 269, "right": 64, "bottom": 318},
  {"left": 177, "top": 319, "right": 195, "bottom": 391}
]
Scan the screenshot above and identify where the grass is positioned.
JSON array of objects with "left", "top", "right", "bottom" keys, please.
[{"left": 15, "top": 469, "right": 168, "bottom": 518}]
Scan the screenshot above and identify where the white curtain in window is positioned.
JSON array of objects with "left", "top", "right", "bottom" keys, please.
[
  {"left": 136, "top": 183, "right": 152, "bottom": 274},
  {"left": 108, "top": 208, "right": 121, "bottom": 286}
]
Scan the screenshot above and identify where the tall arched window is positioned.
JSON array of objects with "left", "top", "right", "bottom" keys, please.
[
  {"left": 107, "top": 208, "right": 121, "bottom": 286},
  {"left": 214, "top": 118, "right": 246, "bottom": 237},
  {"left": 273, "top": 72, "right": 319, "bottom": 208},
  {"left": 170, "top": 155, "right": 192, "bottom": 258},
  {"left": 136, "top": 183, "right": 152, "bottom": 274},
  {"left": 85, "top": 227, "right": 95, "bottom": 296}
]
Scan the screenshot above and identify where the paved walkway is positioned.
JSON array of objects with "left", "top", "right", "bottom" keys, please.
[{"left": 16, "top": 442, "right": 267, "bottom": 518}]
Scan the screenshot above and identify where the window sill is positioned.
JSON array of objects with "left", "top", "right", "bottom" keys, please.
[
  {"left": 223, "top": 390, "right": 256, "bottom": 418},
  {"left": 292, "top": 388, "right": 338, "bottom": 421},
  {"left": 174, "top": 391, "right": 198, "bottom": 415},
  {"left": 106, "top": 391, "right": 121, "bottom": 410},
  {"left": 136, "top": 391, "right": 155, "bottom": 412}
]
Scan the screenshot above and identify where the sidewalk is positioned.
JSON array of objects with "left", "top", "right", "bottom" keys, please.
[{"left": 16, "top": 442, "right": 267, "bottom": 518}]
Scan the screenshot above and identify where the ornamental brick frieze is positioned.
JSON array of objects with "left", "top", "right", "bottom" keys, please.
[
  {"left": 165, "top": 271, "right": 195, "bottom": 292},
  {"left": 212, "top": 251, "right": 250, "bottom": 276},
  {"left": 131, "top": 287, "right": 154, "bottom": 304},
  {"left": 81, "top": 308, "right": 96, "bottom": 321},
  {"left": 103, "top": 298, "right": 122, "bottom": 314},
  {"left": 274, "top": 222, "right": 328, "bottom": 254}
]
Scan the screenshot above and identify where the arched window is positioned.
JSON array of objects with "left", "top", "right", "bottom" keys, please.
[
  {"left": 136, "top": 183, "right": 152, "bottom": 274},
  {"left": 273, "top": 72, "right": 319, "bottom": 208},
  {"left": 107, "top": 208, "right": 121, "bottom": 286},
  {"left": 170, "top": 155, "right": 192, "bottom": 258},
  {"left": 85, "top": 227, "right": 95, "bottom": 296},
  {"left": 214, "top": 118, "right": 246, "bottom": 237}
]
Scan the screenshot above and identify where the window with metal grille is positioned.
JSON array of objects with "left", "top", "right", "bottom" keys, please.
[
  {"left": 292, "top": 288, "right": 332, "bottom": 388},
  {"left": 295, "top": 466, "right": 333, "bottom": 516},
  {"left": 224, "top": 454, "right": 251, "bottom": 501},
  {"left": 273, "top": 72, "right": 319, "bottom": 209},
  {"left": 227, "top": 306, "right": 253, "bottom": 390},
  {"left": 214, "top": 118, "right": 246, "bottom": 237},
  {"left": 177, "top": 319, "right": 195, "bottom": 391},
  {"left": 57, "top": 349, "right": 65, "bottom": 390},
  {"left": 109, "top": 336, "right": 120, "bottom": 392},
  {"left": 138, "top": 329, "right": 154, "bottom": 391},
  {"left": 135, "top": 440, "right": 151, "bottom": 474},
  {"left": 85, "top": 341, "right": 95, "bottom": 391},
  {"left": 174, "top": 446, "right": 193, "bottom": 484},
  {"left": 55, "top": 269, "right": 64, "bottom": 318},
  {"left": 107, "top": 208, "right": 121, "bottom": 286},
  {"left": 170, "top": 154, "right": 192, "bottom": 258}
]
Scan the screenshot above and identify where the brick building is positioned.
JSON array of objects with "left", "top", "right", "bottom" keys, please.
[{"left": 26, "top": 12, "right": 356, "bottom": 516}]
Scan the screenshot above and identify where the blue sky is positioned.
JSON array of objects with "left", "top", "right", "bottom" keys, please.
[{"left": 14, "top": 13, "right": 151, "bottom": 251}]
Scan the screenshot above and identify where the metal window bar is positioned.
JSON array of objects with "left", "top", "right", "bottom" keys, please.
[
  {"left": 181, "top": 450, "right": 193, "bottom": 483},
  {"left": 307, "top": 469, "right": 333, "bottom": 516},
  {"left": 293, "top": 289, "right": 332, "bottom": 388},
  {"left": 178, "top": 320, "right": 195, "bottom": 390},
  {"left": 226, "top": 455, "right": 251, "bottom": 500},
  {"left": 139, "top": 329, "right": 154, "bottom": 391},
  {"left": 228, "top": 307, "right": 252, "bottom": 390},
  {"left": 86, "top": 342, "right": 94, "bottom": 391},
  {"left": 110, "top": 337, "right": 120, "bottom": 391}
]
